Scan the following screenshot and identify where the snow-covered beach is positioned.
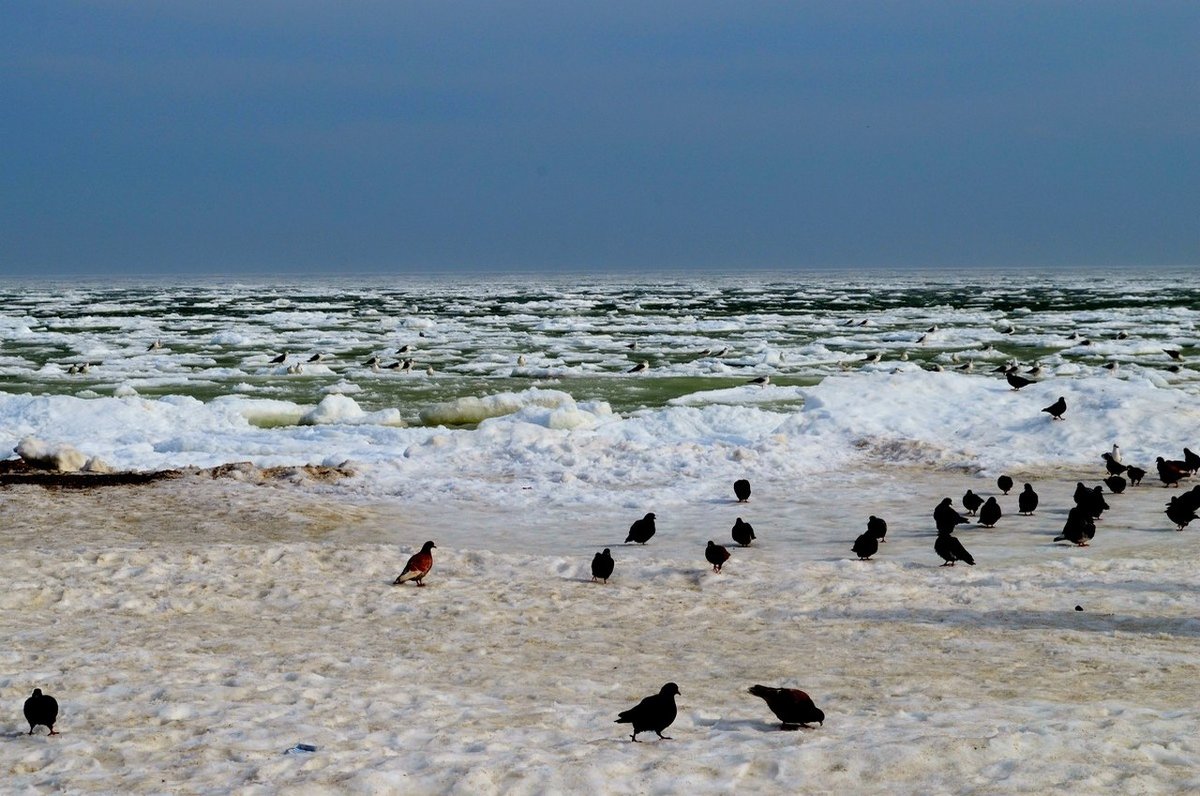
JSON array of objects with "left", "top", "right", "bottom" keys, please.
[{"left": 3, "top": 278, "right": 1199, "bottom": 792}]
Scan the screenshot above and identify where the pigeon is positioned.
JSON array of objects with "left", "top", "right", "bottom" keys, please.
[
  {"left": 934, "top": 498, "right": 970, "bottom": 534},
  {"left": 1177, "top": 486, "right": 1200, "bottom": 514},
  {"left": 997, "top": 475, "right": 1014, "bottom": 495},
  {"left": 1074, "top": 484, "right": 1109, "bottom": 520},
  {"left": 961, "top": 489, "right": 984, "bottom": 516},
  {"left": 731, "top": 518, "right": 756, "bottom": 547},
  {"left": 627, "top": 361, "right": 649, "bottom": 373},
  {"left": 1042, "top": 396, "right": 1067, "bottom": 420},
  {"left": 1018, "top": 483, "right": 1039, "bottom": 515},
  {"left": 393, "top": 541, "right": 436, "bottom": 586},
  {"left": 269, "top": 352, "right": 288, "bottom": 364},
  {"left": 1184, "top": 448, "right": 1200, "bottom": 475},
  {"left": 851, "top": 531, "right": 878, "bottom": 560},
  {"left": 24, "top": 689, "right": 58, "bottom": 736},
  {"left": 625, "top": 513, "right": 657, "bottom": 544},
  {"left": 1156, "top": 457, "right": 1187, "bottom": 488},
  {"left": 934, "top": 530, "right": 975, "bottom": 566},
  {"left": 591, "top": 549, "right": 614, "bottom": 583},
  {"left": 1165, "top": 498, "right": 1197, "bottom": 531},
  {"left": 1101, "top": 452, "right": 1127, "bottom": 476},
  {"left": 1104, "top": 475, "right": 1127, "bottom": 494},
  {"left": 615, "top": 683, "right": 679, "bottom": 742},
  {"left": 748, "top": 374, "right": 771, "bottom": 388},
  {"left": 1055, "top": 506, "right": 1096, "bottom": 546},
  {"left": 1126, "top": 465, "right": 1146, "bottom": 486},
  {"left": 705, "top": 541, "right": 731, "bottom": 573},
  {"left": 733, "top": 479, "right": 752, "bottom": 503},
  {"left": 1006, "top": 370, "right": 1034, "bottom": 390},
  {"left": 978, "top": 497, "right": 1002, "bottom": 528},
  {"left": 867, "top": 515, "right": 888, "bottom": 542},
  {"left": 748, "top": 685, "right": 825, "bottom": 730}
]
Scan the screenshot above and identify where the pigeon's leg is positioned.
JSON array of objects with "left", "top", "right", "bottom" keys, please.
[
  {"left": 48, "top": 729, "right": 58, "bottom": 736},
  {"left": 655, "top": 731, "right": 672, "bottom": 740},
  {"left": 630, "top": 733, "right": 640, "bottom": 742}
]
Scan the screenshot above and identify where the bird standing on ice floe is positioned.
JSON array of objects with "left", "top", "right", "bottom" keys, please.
[
  {"left": 731, "top": 517, "right": 756, "bottom": 547},
  {"left": 24, "top": 689, "right": 58, "bottom": 735},
  {"left": 748, "top": 374, "right": 770, "bottom": 388},
  {"left": 705, "top": 541, "right": 730, "bottom": 573},
  {"left": 1018, "top": 484, "right": 1039, "bottom": 515},
  {"left": 615, "top": 682, "right": 679, "bottom": 742},
  {"left": 1005, "top": 369, "right": 1034, "bottom": 390},
  {"left": 148, "top": 339, "right": 162, "bottom": 351},
  {"left": 591, "top": 549, "right": 614, "bottom": 583},
  {"left": 733, "top": 479, "right": 751, "bottom": 503},
  {"left": 1041, "top": 396, "right": 1067, "bottom": 420},
  {"left": 393, "top": 541, "right": 436, "bottom": 586},
  {"left": 627, "top": 360, "right": 649, "bottom": 374},
  {"left": 851, "top": 531, "right": 878, "bottom": 560},
  {"left": 269, "top": 351, "right": 288, "bottom": 364},
  {"left": 934, "top": 529, "right": 975, "bottom": 567},
  {"left": 625, "top": 513, "right": 656, "bottom": 544},
  {"left": 748, "top": 685, "right": 824, "bottom": 730}
]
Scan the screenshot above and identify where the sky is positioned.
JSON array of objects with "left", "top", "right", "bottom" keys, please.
[{"left": 1, "top": 1, "right": 1197, "bottom": 276}]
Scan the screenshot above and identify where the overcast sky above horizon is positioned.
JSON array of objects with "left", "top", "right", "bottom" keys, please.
[{"left": 2, "top": 2, "right": 1196, "bottom": 276}]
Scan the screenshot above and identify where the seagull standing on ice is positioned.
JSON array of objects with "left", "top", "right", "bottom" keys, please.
[
  {"left": 748, "top": 374, "right": 771, "bottom": 388},
  {"left": 628, "top": 361, "right": 649, "bottom": 374}
]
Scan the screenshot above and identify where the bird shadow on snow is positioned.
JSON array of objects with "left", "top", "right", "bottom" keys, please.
[{"left": 698, "top": 717, "right": 794, "bottom": 734}]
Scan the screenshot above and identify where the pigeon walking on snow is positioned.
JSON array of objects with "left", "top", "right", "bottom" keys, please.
[
  {"left": 393, "top": 541, "right": 436, "bottom": 586},
  {"left": 625, "top": 513, "right": 657, "bottom": 544},
  {"left": 24, "top": 689, "right": 58, "bottom": 736},
  {"left": 615, "top": 683, "right": 680, "bottom": 742},
  {"left": 748, "top": 685, "right": 824, "bottom": 730}
]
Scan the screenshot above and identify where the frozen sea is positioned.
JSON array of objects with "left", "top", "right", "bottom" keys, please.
[{"left": 2, "top": 271, "right": 1199, "bottom": 793}]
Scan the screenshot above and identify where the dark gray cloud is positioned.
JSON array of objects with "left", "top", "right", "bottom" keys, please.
[{"left": 2, "top": 1, "right": 1196, "bottom": 275}]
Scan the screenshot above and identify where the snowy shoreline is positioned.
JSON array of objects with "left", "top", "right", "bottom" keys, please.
[{"left": 3, "top": 469, "right": 1197, "bottom": 793}]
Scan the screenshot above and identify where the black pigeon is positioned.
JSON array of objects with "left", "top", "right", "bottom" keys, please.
[
  {"left": 934, "top": 498, "right": 970, "bottom": 534},
  {"left": 1126, "top": 465, "right": 1146, "bottom": 486},
  {"left": 1018, "top": 483, "right": 1039, "bottom": 515},
  {"left": 24, "top": 689, "right": 58, "bottom": 736},
  {"left": 733, "top": 479, "right": 752, "bottom": 503},
  {"left": 1165, "top": 498, "right": 1197, "bottom": 531},
  {"left": 748, "top": 685, "right": 824, "bottom": 730},
  {"left": 1102, "top": 452, "right": 1128, "bottom": 476},
  {"left": 1156, "top": 457, "right": 1186, "bottom": 488},
  {"left": 851, "top": 531, "right": 878, "bottom": 560},
  {"left": 1055, "top": 506, "right": 1096, "bottom": 546},
  {"left": 615, "top": 683, "right": 679, "bottom": 742},
  {"left": 705, "top": 541, "right": 731, "bottom": 573},
  {"left": 1184, "top": 448, "right": 1200, "bottom": 475},
  {"left": 1104, "top": 475, "right": 1127, "bottom": 494},
  {"left": 961, "top": 489, "right": 984, "bottom": 516},
  {"left": 731, "top": 518, "right": 756, "bottom": 547},
  {"left": 625, "top": 513, "right": 657, "bottom": 544},
  {"left": 1073, "top": 484, "right": 1109, "bottom": 520},
  {"left": 1177, "top": 486, "right": 1200, "bottom": 514},
  {"left": 1006, "top": 370, "right": 1034, "bottom": 390},
  {"left": 934, "top": 530, "right": 975, "bottom": 566},
  {"left": 1042, "top": 396, "right": 1067, "bottom": 420},
  {"left": 867, "top": 515, "right": 888, "bottom": 542},
  {"left": 591, "top": 549, "right": 614, "bottom": 583},
  {"left": 996, "top": 475, "right": 1014, "bottom": 495},
  {"left": 978, "top": 497, "right": 1002, "bottom": 528}
]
